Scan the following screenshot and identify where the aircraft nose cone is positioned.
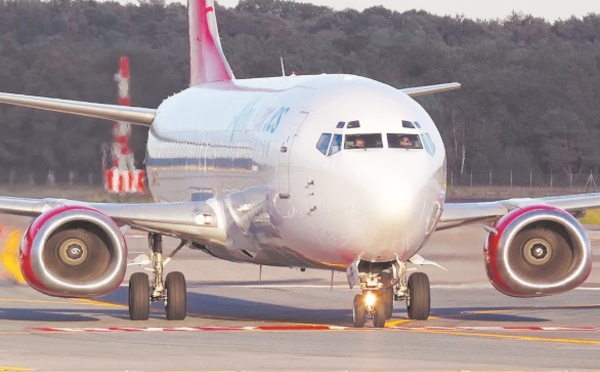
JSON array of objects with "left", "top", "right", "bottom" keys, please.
[
  {"left": 351, "top": 172, "right": 427, "bottom": 256},
  {"left": 332, "top": 151, "right": 440, "bottom": 261},
  {"left": 352, "top": 169, "right": 423, "bottom": 217}
]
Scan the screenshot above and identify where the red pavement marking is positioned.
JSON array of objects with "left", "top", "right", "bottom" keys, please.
[{"left": 29, "top": 325, "right": 600, "bottom": 333}]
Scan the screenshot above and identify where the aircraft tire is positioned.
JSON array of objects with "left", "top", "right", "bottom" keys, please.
[
  {"left": 373, "top": 301, "right": 386, "bottom": 328},
  {"left": 352, "top": 294, "right": 366, "bottom": 328},
  {"left": 129, "top": 272, "right": 150, "bottom": 321},
  {"left": 381, "top": 271, "right": 394, "bottom": 320},
  {"left": 407, "top": 272, "right": 430, "bottom": 320},
  {"left": 165, "top": 271, "right": 187, "bottom": 320}
]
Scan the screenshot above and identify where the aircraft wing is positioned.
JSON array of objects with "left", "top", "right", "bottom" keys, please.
[
  {"left": 0, "top": 92, "right": 156, "bottom": 126},
  {"left": 0, "top": 196, "right": 226, "bottom": 244},
  {"left": 438, "top": 193, "right": 600, "bottom": 230},
  {"left": 400, "top": 82, "right": 461, "bottom": 97}
]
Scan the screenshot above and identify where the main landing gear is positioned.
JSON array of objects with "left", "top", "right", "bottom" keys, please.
[
  {"left": 352, "top": 262, "right": 430, "bottom": 328},
  {"left": 129, "top": 233, "right": 188, "bottom": 321}
]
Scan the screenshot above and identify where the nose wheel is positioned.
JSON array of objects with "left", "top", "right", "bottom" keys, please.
[
  {"left": 372, "top": 300, "right": 386, "bottom": 328},
  {"left": 352, "top": 267, "right": 431, "bottom": 327},
  {"left": 352, "top": 291, "right": 387, "bottom": 328},
  {"left": 352, "top": 294, "right": 366, "bottom": 328}
]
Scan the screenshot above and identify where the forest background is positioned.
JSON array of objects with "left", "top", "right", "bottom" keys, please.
[{"left": 0, "top": 0, "right": 599, "bottom": 187}]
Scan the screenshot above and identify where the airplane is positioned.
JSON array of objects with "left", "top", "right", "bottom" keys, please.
[{"left": 0, "top": 0, "right": 598, "bottom": 328}]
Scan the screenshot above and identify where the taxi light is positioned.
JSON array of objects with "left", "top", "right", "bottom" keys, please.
[
  {"left": 195, "top": 213, "right": 213, "bottom": 226},
  {"left": 364, "top": 292, "right": 377, "bottom": 307}
]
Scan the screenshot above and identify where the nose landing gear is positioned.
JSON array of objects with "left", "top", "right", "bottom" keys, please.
[{"left": 351, "top": 263, "right": 431, "bottom": 328}]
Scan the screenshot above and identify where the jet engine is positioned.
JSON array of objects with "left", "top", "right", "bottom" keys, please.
[
  {"left": 484, "top": 205, "right": 591, "bottom": 297},
  {"left": 20, "top": 205, "right": 127, "bottom": 298}
]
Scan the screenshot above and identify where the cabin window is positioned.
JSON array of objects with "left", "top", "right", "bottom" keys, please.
[
  {"left": 387, "top": 134, "right": 423, "bottom": 149},
  {"left": 344, "top": 134, "right": 383, "bottom": 149},
  {"left": 316, "top": 133, "right": 332, "bottom": 155},
  {"left": 328, "top": 134, "right": 343, "bottom": 156}
]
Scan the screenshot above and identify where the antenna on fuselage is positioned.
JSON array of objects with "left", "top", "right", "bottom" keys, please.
[{"left": 280, "top": 56, "right": 286, "bottom": 76}]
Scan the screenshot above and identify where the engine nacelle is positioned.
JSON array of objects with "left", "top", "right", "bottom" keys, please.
[
  {"left": 485, "top": 205, "right": 591, "bottom": 297},
  {"left": 20, "top": 205, "right": 127, "bottom": 298}
]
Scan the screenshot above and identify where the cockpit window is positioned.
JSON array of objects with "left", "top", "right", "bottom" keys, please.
[
  {"left": 402, "top": 120, "right": 415, "bottom": 128},
  {"left": 345, "top": 134, "right": 383, "bottom": 149},
  {"left": 316, "top": 133, "right": 332, "bottom": 155},
  {"left": 328, "top": 134, "right": 343, "bottom": 155},
  {"left": 388, "top": 134, "right": 423, "bottom": 149},
  {"left": 422, "top": 133, "right": 436, "bottom": 155}
]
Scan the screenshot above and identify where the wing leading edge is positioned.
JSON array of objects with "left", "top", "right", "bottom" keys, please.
[
  {"left": 0, "top": 92, "right": 156, "bottom": 126},
  {"left": 400, "top": 82, "right": 461, "bottom": 97},
  {"left": 438, "top": 193, "right": 600, "bottom": 230}
]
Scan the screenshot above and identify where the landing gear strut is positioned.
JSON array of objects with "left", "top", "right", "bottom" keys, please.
[
  {"left": 351, "top": 262, "right": 431, "bottom": 328},
  {"left": 128, "top": 233, "right": 188, "bottom": 320}
]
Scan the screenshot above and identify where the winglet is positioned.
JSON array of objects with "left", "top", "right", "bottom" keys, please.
[
  {"left": 188, "top": 0, "right": 235, "bottom": 85},
  {"left": 400, "top": 82, "right": 461, "bottom": 97}
]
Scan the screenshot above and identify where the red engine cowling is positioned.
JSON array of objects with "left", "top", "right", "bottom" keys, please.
[
  {"left": 20, "top": 205, "right": 127, "bottom": 298},
  {"left": 485, "top": 205, "right": 591, "bottom": 297}
]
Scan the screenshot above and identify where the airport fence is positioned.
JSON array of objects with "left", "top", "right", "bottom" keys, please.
[
  {"left": 449, "top": 170, "right": 600, "bottom": 190},
  {"left": 0, "top": 169, "right": 599, "bottom": 190}
]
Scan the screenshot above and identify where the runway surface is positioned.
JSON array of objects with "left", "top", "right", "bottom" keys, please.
[{"left": 1, "top": 220, "right": 600, "bottom": 370}]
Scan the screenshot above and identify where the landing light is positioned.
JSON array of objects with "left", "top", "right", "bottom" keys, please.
[{"left": 195, "top": 213, "right": 213, "bottom": 226}]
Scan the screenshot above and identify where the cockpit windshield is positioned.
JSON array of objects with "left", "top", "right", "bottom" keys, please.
[
  {"left": 315, "top": 130, "right": 426, "bottom": 157},
  {"left": 344, "top": 134, "right": 383, "bottom": 149},
  {"left": 387, "top": 134, "right": 423, "bottom": 149}
]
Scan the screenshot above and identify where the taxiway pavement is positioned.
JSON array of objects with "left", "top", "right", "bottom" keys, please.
[{"left": 0, "top": 222, "right": 599, "bottom": 370}]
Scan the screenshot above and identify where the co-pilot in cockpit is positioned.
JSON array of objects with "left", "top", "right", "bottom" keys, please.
[{"left": 387, "top": 133, "right": 423, "bottom": 149}]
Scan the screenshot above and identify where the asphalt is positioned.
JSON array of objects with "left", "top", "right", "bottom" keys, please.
[{"left": 0, "top": 220, "right": 600, "bottom": 370}]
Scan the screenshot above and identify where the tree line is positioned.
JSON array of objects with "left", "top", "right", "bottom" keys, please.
[{"left": 0, "top": 0, "right": 599, "bottom": 183}]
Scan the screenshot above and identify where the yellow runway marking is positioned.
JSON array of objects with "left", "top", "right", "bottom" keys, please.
[
  {"left": 0, "top": 297, "right": 125, "bottom": 308},
  {"left": 406, "top": 328, "right": 600, "bottom": 345},
  {"left": 74, "top": 299, "right": 127, "bottom": 308},
  {"left": 385, "top": 319, "right": 414, "bottom": 327},
  {"left": 447, "top": 303, "right": 600, "bottom": 319},
  {"left": 0, "top": 366, "right": 33, "bottom": 371}
]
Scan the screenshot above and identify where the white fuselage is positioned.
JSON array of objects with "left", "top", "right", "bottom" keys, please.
[{"left": 146, "top": 74, "right": 446, "bottom": 269}]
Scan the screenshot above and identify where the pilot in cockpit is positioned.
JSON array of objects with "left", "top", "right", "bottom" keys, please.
[
  {"left": 399, "top": 136, "right": 412, "bottom": 148},
  {"left": 355, "top": 137, "right": 365, "bottom": 148}
]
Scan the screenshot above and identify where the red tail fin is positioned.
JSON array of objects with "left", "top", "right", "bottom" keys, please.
[{"left": 188, "top": 0, "right": 234, "bottom": 85}]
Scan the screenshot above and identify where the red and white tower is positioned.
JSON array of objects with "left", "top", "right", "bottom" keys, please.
[{"left": 104, "top": 56, "right": 145, "bottom": 194}]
